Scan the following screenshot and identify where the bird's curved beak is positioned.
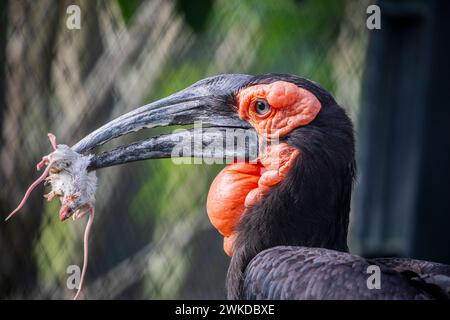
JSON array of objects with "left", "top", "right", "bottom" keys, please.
[{"left": 72, "top": 74, "right": 258, "bottom": 170}]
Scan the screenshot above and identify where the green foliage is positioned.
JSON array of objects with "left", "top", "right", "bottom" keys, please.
[
  {"left": 129, "top": 0, "right": 350, "bottom": 227},
  {"left": 35, "top": 201, "right": 76, "bottom": 285},
  {"left": 175, "top": 0, "right": 214, "bottom": 33},
  {"left": 33, "top": 0, "right": 361, "bottom": 299}
]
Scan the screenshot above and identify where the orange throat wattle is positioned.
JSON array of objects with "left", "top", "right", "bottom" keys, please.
[
  {"left": 206, "top": 80, "right": 322, "bottom": 256},
  {"left": 206, "top": 143, "right": 299, "bottom": 256}
]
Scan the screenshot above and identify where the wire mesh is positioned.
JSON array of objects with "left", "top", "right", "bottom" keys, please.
[{"left": 0, "top": 0, "right": 369, "bottom": 299}]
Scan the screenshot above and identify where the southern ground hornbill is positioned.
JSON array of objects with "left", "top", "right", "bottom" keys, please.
[{"left": 7, "top": 74, "right": 450, "bottom": 299}]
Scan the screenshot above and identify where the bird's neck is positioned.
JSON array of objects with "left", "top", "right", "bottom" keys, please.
[{"left": 226, "top": 107, "right": 355, "bottom": 299}]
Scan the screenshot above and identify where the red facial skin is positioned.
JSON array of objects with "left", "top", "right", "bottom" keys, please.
[
  {"left": 237, "top": 81, "right": 321, "bottom": 140},
  {"left": 207, "top": 163, "right": 260, "bottom": 256},
  {"left": 207, "top": 81, "right": 321, "bottom": 256}
]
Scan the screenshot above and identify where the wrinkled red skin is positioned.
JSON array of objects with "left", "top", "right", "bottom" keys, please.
[
  {"left": 237, "top": 81, "right": 321, "bottom": 140},
  {"left": 207, "top": 143, "right": 299, "bottom": 256},
  {"left": 207, "top": 162, "right": 260, "bottom": 256},
  {"left": 207, "top": 81, "right": 320, "bottom": 256},
  {"left": 7, "top": 81, "right": 322, "bottom": 294}
]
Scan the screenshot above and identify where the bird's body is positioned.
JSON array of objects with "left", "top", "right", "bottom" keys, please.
[
  {"left": 217, "top": 75, "right": 450, "bottom": 300},
  {"left": 223, "top": 75, "right": 357, "bottom": 299},
  {"left": 8, "top": 73, "right": 450, "bottom": 300},
  {"left": 244, "top": 246, "right": 450, "bottom": 300}
]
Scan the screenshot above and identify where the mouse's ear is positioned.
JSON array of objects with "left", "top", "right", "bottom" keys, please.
[{"left": 48, "top": 133, "right": 57, "bottom": 150}]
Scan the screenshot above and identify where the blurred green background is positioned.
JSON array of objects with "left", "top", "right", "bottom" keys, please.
[{"left": 1, "top": 0, "right": 448, "bottom": 299}]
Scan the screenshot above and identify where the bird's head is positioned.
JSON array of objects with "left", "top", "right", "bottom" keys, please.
[{"left": 75, "top": 73, "right": 355, "bottom": 256}]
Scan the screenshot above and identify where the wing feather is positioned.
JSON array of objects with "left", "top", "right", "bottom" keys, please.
[{"left": 243, "top": 246, "right": 450, "bottom": 299}]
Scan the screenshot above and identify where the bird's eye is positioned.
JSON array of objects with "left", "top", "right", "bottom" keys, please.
[{"left": 255, "top": 99, "right": 271, "bottom": 116}]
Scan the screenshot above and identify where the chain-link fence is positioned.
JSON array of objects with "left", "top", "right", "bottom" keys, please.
[{"left": 0, "top": 0, "right": 369, "bottom": 299}]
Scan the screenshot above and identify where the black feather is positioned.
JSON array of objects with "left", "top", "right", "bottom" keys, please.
[
  {"left": 243, "top": 246, "right": 450, "bottom": 299},
  {"left": 226, "top": 73, "right": 450, "bottom": 300},
  {"left": 227, "top": 74, "right": 356, "bottom": 299}
]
